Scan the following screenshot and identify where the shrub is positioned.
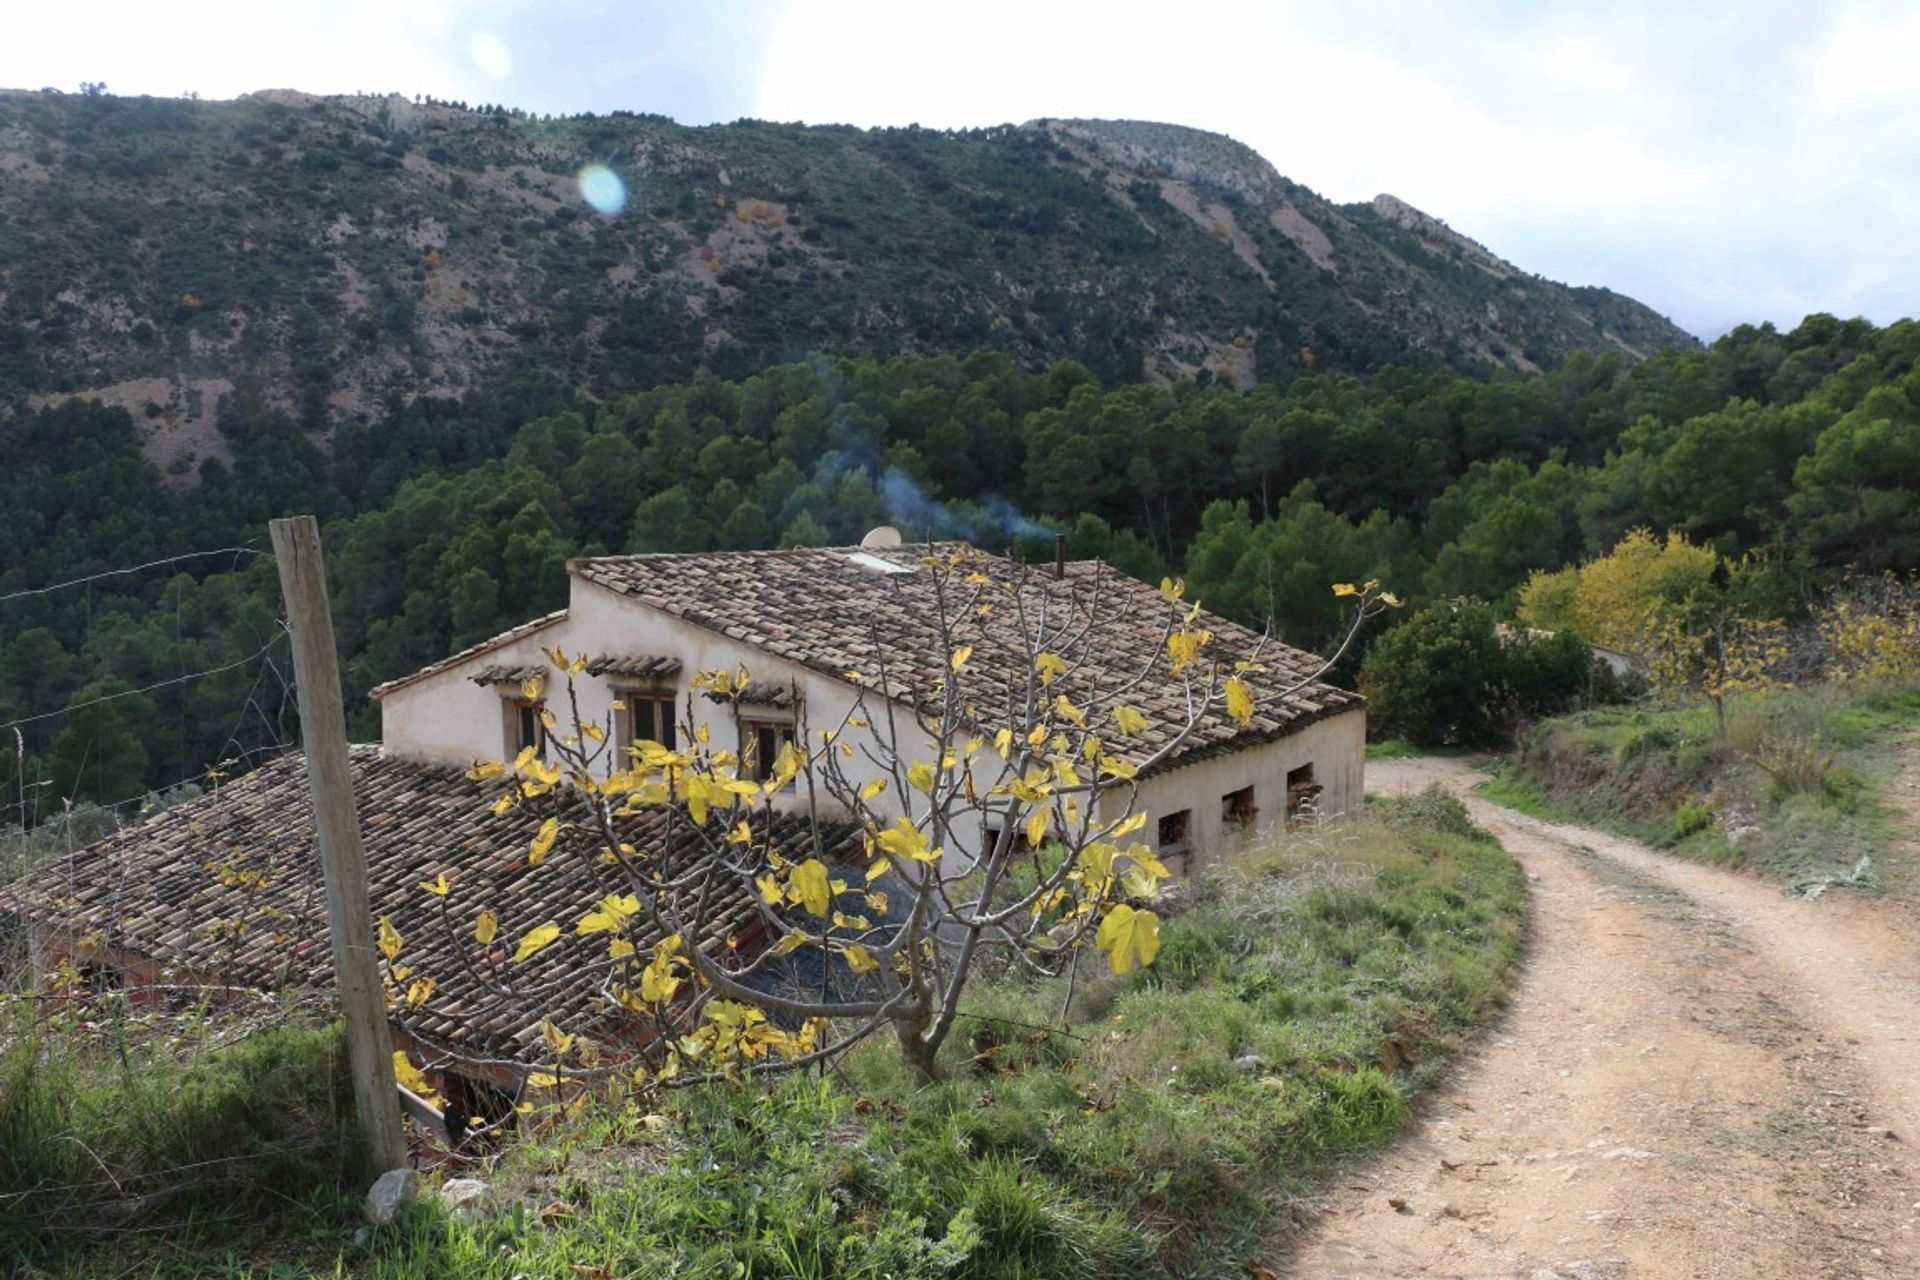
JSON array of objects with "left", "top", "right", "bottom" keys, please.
[{"left": 1359, "top": 601, "right": 1602, "bottom": 747}]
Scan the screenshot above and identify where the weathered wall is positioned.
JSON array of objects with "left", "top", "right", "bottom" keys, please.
[{"left": 1119, "top": 706, "right": 1366, "bottom": 874}]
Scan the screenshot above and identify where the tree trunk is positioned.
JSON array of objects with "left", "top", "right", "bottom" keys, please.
[{"left": 894, "top": 1016, "right": 941, "bottom": 1081}]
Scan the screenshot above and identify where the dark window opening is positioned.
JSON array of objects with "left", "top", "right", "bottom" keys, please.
[
  {"left": 508, "top": 698, "right": 546, "bottom": 756},
  {"left": 1222, "top": 785, "right": 1257, "bottom": 829},
  {"left": 76, "top": 961, "right": 123, "bottom": 994},
  {"left": 741, "top": 719, "right": 796, "bottom": 784},
  {"left": 1157, "top": 809, "right": 1191, "bottom": 855},
  {"left": 442, "top": 1070, "right": 518, "bottom": 1149},
  {"left": 621, "top": 692, "right": 678, "bottom": 752},
  {"left": 1286, "top": 764, "right": 1320, "bottom": 824}
]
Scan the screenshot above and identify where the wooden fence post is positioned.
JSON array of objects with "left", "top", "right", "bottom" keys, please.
[{"left": 269, "top": 515, "right": 407, "bottom": 1171}]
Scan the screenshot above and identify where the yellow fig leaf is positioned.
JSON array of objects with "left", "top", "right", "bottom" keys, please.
[
  {"left": 843, "top": 944, "right": 879, "bottom": 975},
  {"left": 1025, "top": 806, "right": 1050, "bottom": 849},
  {"left": 1332, "top": 582, "right": 1359, "bottom": 598},
  {"left": 529, "top": 818, "right": 560, "bottom": 866},
  {"left": 392, "top": 1051, "right": 432, "bottom": 1095},
  {"left": 876, "top": 819, "right": 939, "bottom": 863},
  {"left": 1158, "top": 576, "right": 1185, "bottom": 602},
  {"left": 406, "top": 977, "right": 435, "bottom": 1009},
  {"left": 950, "top": 645, "right": 973, "bottom": 671},
  {"left": 1095, "top": 904, "right": 1162, "bottom": 975},
  {"left": 465, "top": 760, "right": 504, "bottom": 782},
  {"left": 994, "top": 728, "right": 1014, "bottom": 759},
  {"left": 377, "top": 915, "right": 403, "bottom": 962},
  {"left": 1112, "top": 705, "right": 1149, "bottom": 737},
  {"left": 418, "top": 873, "right": 451, "bottom": 897},
  {"left": 1035, "top": 651, "right": 1067, "bottom": 687},
  {"left": 769, "top": 931, "right": 813, "bottom": 957},
  {"left": 474, "top": 909, "right": 498, "bottom": 945},
  {"left": 789, "top": 859, "right": 832, "bottom": 917},
  {"left": 513, "top": 923, "right": 562, "bottom": 963},
  {"left": 907, "top": 761, "right": 936, "bottom": 793},
  {"left": 757, "top": 873, "right": 784, "bottom": 905},
  {"left": 859, "top": 778, "right": 889, "bottom": 801},
  {"left": 1224, "top": 677, "right": 1255, "bottom": 727},
  {"left": 527, "top": 1072, "right": 561, "bottom": 1089},
  {"left": 865, "top": 856, "right": 892, "bottom": 883},
  {"left": 521, "top": 673, "right": 546, "bottom": 702}
]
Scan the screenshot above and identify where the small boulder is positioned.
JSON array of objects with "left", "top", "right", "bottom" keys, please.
[
  {"left": 439, "top": 1177, "right": 492, "bottom": 1222},
  {"left": 1233, "top": 1054, "right": 1265, "bottom": 1074},
  {"left": 365, "top": 1167, "right": 420, "bottom": 1224}
]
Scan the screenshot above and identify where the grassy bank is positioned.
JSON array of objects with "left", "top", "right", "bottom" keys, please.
[
  {"left": 1482, "top": 682, "right": 1918, "bottom": 894},
  {"left": 0, "top": 1002, "right": 365, "bottom": 1274},
  {"left": 17, "top": 793, "right": 1525, "bottom": 1278}
]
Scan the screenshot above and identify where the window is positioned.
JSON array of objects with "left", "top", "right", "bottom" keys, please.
[
  {"left": 505, "top": 698, "right": 546, "bottom": 756},
  {"left": 1157, "top": 809, "right": 1191, "bottom": 856},
  {"left": 740, "top": 718, "right": 797, "bottom": 785},
  {"left": 1222, "top": 785, "right": 1257, "bottom": 829},
  {"left": 618, "top": 690, "right": 678, "bottom": 752},
  {"left": 1286, "top": 763, "right": 1319, "bottom": 824}
]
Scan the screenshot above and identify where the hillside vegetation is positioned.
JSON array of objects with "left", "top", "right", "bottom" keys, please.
[
  {"left": 2, "top": 311, "right": 1914, "bottom": 820},
  {"left": 0, "top": 89, "right": 1692, "bottom": 440}
]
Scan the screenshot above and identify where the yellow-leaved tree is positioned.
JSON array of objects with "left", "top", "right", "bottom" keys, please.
[
  {"left": 391, "top": 549, "right": 1393, "bottom": 1090},
  {"left": 1518, "top": 528, "right": 1717, "bottom": 652},
  {"left": 1815, "top": 573, "right": 1920, "bottom": 686}
]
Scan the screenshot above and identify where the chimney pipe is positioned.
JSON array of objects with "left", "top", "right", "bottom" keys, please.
[{"left": 1054, "top": 535, "right": 1065, "bottom": 580}]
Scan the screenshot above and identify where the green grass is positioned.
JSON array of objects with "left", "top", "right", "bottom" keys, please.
[
  {"left": 1479, "top": 680, "right": 1917, "bottom": 894},
  {"left": 22, "top": 794, "right": 1525, "bottom": 1278},
  {"left": 370, "top": 793, "right": 1522, "bottom": 1279},
  {"left": 1364, "top": 738, "right": 1422, "bottom": 760},
  {"left": 0, "top": 1001, "right": 367, "bottom": 1275}
]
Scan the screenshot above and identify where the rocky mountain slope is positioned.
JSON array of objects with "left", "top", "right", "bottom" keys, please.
[{"left": 0, "top": 91, "right": 1695, "bottom": 458}]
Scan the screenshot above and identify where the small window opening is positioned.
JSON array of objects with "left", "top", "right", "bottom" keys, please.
[
  {"left": 1222, "top": 785, "right": 1257, "bottom": 829},
  {"left": 1157, "top": 809, "right": 1191, "bottom": 856},
  {"left": 1286, "top": 763, "right": 1320, "bottom": 824},
  {"left": 619, "top": 691, "right": 678, "bottom": 752},
  {"left": 442, "top": 1070, "right": 518, "bottom": 1148},
  {"left": 506, "top": 697, "right": 546, "bottom": 756},
  {"left": 741, "top": 718, "right": 797, "bottom": 785}
]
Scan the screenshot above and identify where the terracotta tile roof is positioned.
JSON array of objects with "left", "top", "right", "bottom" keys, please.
[
  {"left": 468, "top": 664, "right": 546, "bottom": 686},
  {"left": 571, "top": 545, "right": 1362, "bottom": 773},
  {"left": 367, "top": 610, "right": 567, "bottom": 700},
  {"left": 584, "top": 654, "right": 683, "bottom": 680},
  {"left": 1, "top": 748, "right": 861, "bottom": 1064}
]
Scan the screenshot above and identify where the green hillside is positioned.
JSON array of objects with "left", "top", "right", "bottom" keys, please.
[{"left": 0, "top": 88, "right": 1692, "bottom": 465}]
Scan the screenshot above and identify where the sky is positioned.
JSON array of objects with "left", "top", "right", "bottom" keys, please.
[{"left": 5, "top": 0, "right": 1915, "bottom": 340}]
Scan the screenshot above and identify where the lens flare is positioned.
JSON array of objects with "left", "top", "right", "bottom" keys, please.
[
  {"left": 578, "top": 165, "right": 627, "bottom": 216},
  {"left": 467, "top": 31, "right": 512, "bottom": 80}
]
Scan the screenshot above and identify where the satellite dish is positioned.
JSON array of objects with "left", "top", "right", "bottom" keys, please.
[{"left": 860, "top": 525, "right": 904, "bottom": 549}]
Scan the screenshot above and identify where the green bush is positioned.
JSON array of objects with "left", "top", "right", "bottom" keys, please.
[{"left": 1359, "top": 601, "right": 1601, "bottom": 747}]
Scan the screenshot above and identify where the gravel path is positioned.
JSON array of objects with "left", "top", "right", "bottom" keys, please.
[{"left": 1281, "top": 756, "right": 1920, "bottom": 1280}]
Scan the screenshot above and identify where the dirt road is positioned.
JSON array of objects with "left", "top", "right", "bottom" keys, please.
[{"left": 1283, "top": 756, "right": 1920, "bottom": 1280}]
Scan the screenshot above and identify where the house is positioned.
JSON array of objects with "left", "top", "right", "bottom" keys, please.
[
  {"left": 0, "top": 534, "right": 1365, "bottom": 1123},
  {"left": 371, "top": 533, "right": 1367, "bottom": 871}
]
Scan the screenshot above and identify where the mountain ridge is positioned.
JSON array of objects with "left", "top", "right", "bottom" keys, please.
[{"left": 0, "top": 90, "right": 1696, "bottom": 478}]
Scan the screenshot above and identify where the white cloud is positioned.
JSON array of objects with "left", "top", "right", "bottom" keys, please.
[{"left": 3, "top": 0, "right": 1915, "bottom": 336}]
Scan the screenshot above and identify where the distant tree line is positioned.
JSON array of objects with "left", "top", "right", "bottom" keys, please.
[{"left": 2, "top": 314, "right": 1916, "bottom": 813}]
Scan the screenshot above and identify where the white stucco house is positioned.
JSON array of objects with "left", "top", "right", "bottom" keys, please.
[{"left": 369, "top": 532, "right": 1367, "bottom": 873}]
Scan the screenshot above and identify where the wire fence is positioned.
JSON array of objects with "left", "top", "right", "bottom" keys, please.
[{"left": 2, "top": 542, "right": 300, "bottom": 879}]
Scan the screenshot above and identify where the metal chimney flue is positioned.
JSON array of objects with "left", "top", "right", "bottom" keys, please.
[{"left": 1054, "top": 535, "right": 1065, "bottom": 580}]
